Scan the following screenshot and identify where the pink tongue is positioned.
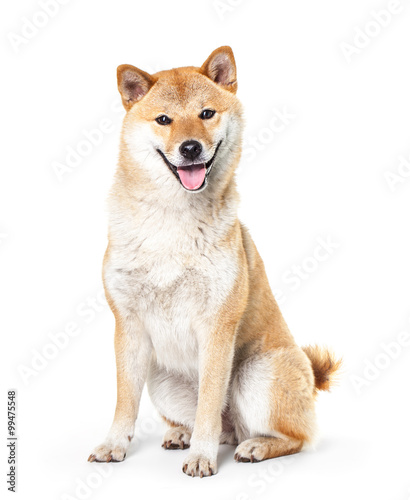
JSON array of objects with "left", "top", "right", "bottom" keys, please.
[{"left": 177, "top": 164, "right": 206, "bottom": 190}]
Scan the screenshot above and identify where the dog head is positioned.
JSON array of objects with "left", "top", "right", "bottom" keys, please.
[{"left": 117, "top": 46, "right": 243, "bottom": 194}]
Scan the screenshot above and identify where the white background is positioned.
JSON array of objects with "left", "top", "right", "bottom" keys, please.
[{"left": 1, "top": 0, "right": 410, "bottom": 499}]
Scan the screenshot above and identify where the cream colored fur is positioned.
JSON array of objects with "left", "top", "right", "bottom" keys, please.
[{"left": 88, "top": 46, "right": 341, "bottom": 477}]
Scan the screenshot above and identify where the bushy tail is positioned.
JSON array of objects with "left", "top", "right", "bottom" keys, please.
[{"left": 302, "top": 345, "right": 342, "bottom": 393}]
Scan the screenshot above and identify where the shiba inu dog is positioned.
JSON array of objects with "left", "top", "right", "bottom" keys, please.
[{"left": 88, "top": 46, "right": 341, "bottom": 477}]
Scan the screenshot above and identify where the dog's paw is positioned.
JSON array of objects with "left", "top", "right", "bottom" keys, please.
[
  {"left": 162, "top": 427, "right": 191, "bottom": 450},
  {"left": 88, "top": 443, "right": 127, "bottom": 463},
  {"left": 234, "top": 439, "right": 264, "bottom": 463},
  {"left": 182, "top": 454, "right": 217, "bottom": 478}
]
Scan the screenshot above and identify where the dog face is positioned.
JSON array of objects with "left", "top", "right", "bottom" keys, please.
[{"left": 117, "top": 47, "right": 243, "bottom": 194}]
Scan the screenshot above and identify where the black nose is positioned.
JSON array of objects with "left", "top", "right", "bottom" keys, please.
[{"left": 179, "top": 140, "right": 202, "bottom": 161}]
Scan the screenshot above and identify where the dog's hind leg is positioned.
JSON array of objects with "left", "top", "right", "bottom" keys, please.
[
  {"left": 230, "top": 346, "right": 316, "bottom": 463},
  {"left": 234, "top": 436, "right": 303, "bottom": 462}
]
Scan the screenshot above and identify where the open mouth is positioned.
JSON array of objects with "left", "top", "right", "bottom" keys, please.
[{"left": 157, "top": 141, "right": 222, "bottom": 192}]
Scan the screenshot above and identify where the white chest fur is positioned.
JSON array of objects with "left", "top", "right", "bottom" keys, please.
[{"left": 104, "top": 195, "right": 238, "bottom": 376}]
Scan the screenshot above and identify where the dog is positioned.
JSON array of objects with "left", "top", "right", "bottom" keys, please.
[{"left": 88, "top": 46, "right": 341, "bottom": 477}]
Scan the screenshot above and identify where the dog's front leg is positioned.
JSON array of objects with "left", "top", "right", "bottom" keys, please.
[
  {"left": 182, "top": 323, "right": 237, "bottom": 477},
  {"left": 88, "top": 318, "right": 152, "bottom": 462}
]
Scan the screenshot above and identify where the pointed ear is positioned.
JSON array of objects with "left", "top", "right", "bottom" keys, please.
[
  {"left": 117, "top": 64, "right": 155, "bottom": 111},
  {"left": 200, "top": 46, "right": 237, "bottom": 93}
]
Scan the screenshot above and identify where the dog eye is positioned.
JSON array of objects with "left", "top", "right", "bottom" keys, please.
[
  {"left": 200, "top": 109, "right": 215, "bottom": 120},
  {"left": 156, "top": 115, "right": 172, "bottom": 125}
]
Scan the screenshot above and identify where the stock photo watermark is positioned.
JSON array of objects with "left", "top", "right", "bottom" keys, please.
[
  {"left": 234, "top": 455, "right": 297, "bottom": 499},
  {"left": 6, "top": 390, "right": 18, "bottom": 493},
  {"left": 0, "top": 232, "right": 8, "bottom": 247},
  {"left": 213, "top": 0, "right": 248, "bottom": 20},
  {"left": 241, "top": 107, "right": 296, "bottom": 165},
  {"left": 61, "top": 463, "right": 112, "bottom": 500},
  {"left": 349, "top": 322, "right": 410, "bottom": 395},
  {"left": 134, "top": 410, "right": 163, "bottom": 445},
  {"left": 7, "top": 0, "right": 73, "bottom": 54},
  {"left": 384, "top": 150, "right": 410, "bottom": 192},
  {"left": 272, "top": 235, "right": 340, "bottom": 306},
  {"left": 339, "top": 0, "right": 404, "bottom": 63},
  {"left": 17, "top": 288, "right": 107, "bottom": 385},
  {"left": 51, "top": 62, "right": 163, "bottom": 183},
  {"left": 51, "top": 99, "right": 123, "bottom": 182}
]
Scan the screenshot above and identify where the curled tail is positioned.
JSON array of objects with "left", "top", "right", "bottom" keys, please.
[{"left": 302, "top": 345, "right": 342, "bottom": 393}]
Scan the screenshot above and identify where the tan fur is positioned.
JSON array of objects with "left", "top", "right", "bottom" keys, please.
[
  {"left": 88, "top": 46, "right": 341, "bottom": 476},
  {"left": 302, "top": 345, "right": 342, "bottom": 393},
  {"left": 235, "top": 436, "right": 303, "bottom": 463}
]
